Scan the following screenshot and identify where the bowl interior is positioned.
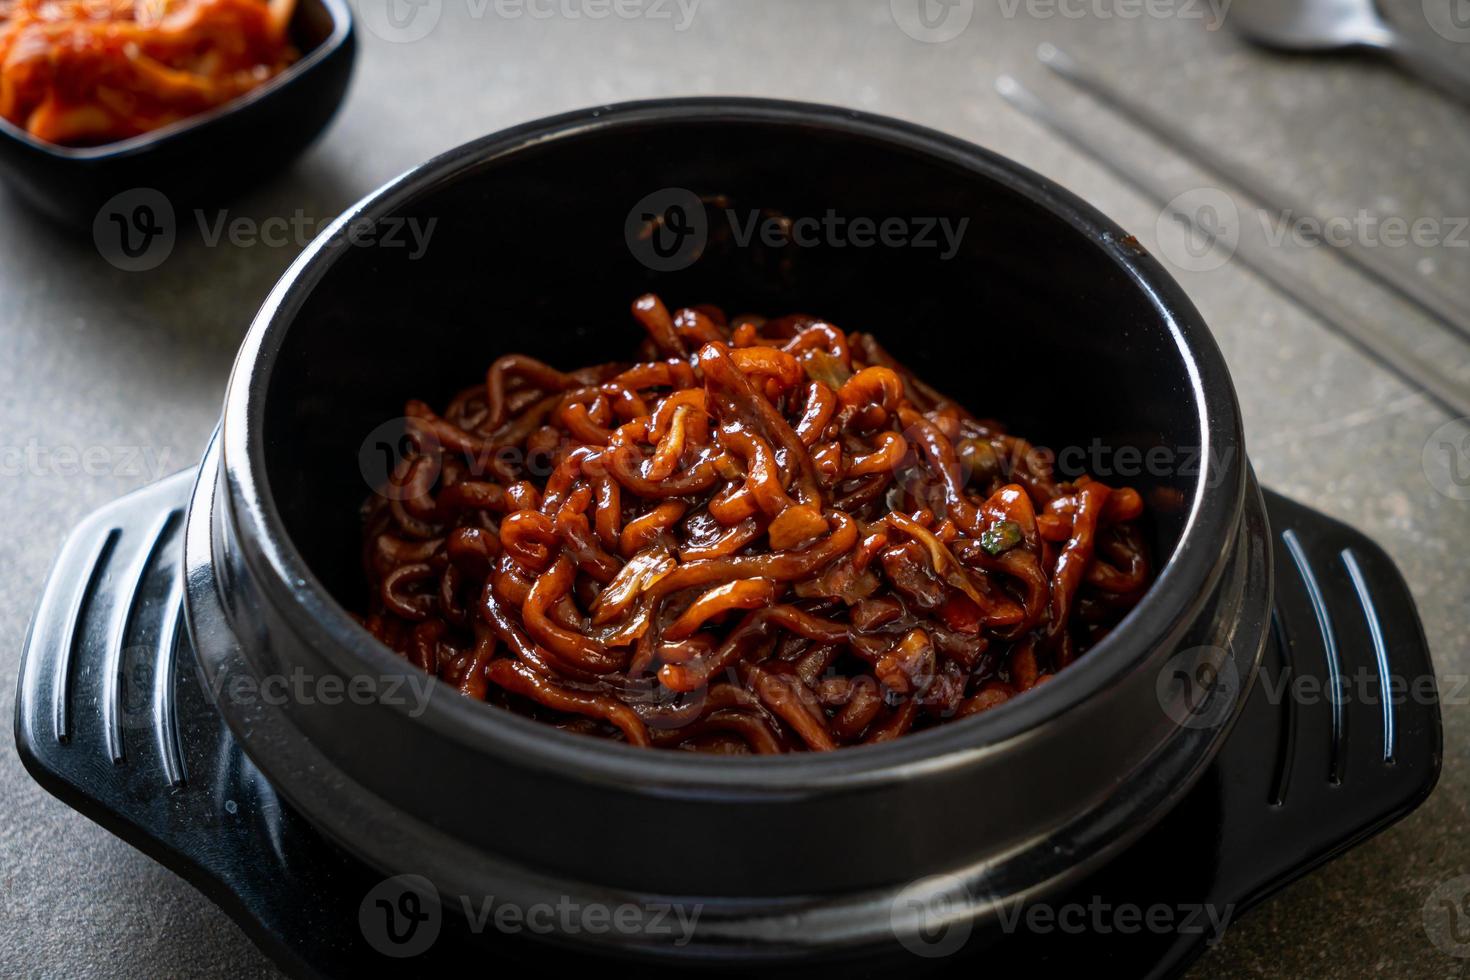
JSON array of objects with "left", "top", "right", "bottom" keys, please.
[{"left": 261, "top": 108, "right": 1209, "bottom": 647}]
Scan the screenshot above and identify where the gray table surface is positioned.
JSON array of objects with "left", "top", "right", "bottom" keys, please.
[{"left": 2, "top": 1, "right": 1468, "bottom": 976}]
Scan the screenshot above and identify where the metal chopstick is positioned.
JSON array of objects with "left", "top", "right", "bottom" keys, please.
[
  {"left": 995, "top": 74, "right": 1470, "bottom": 420},
  {"left": 1036, "top": 42, "right": 1470, "bottom": 345}
]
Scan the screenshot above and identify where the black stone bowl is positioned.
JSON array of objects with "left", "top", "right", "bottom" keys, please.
[{"left": 184, "top": 98, "right": 1273, "bottom": 964}]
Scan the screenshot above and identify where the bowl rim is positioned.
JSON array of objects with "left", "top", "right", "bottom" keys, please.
[
  {"left": 221, "top": 96, "right": 1247, "bottom": 791},
  {"left": 0, "top": 0, "right": 353, "bottom": 160}
]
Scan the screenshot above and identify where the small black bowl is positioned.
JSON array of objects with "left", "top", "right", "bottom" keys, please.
[{"left": 0, "top": 0, "right": 355, "bottom": 228}]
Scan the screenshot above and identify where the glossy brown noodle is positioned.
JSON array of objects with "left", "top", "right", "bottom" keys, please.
[{"left": 359, "top": 295, "right": 1153, "bottom": 753}]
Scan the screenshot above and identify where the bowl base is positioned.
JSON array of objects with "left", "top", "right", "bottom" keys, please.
[{"left": 14, "top": 469, "right": 1441, "bottom": 976}]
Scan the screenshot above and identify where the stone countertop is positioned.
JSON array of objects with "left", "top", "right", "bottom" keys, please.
[{"left": 1, "top": 1, "right": 1466, "bottom": 976}]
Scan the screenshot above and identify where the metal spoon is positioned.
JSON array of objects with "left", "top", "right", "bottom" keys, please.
[{"left": 1230, "top": 0, "right": 1470, "bottom": 105}]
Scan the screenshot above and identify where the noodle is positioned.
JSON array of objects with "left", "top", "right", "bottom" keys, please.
[{"left": 358, "top": 295, "right": 1154, "bottom": 753}]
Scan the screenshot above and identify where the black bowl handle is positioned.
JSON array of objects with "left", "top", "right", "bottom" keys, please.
[
  {"left": 17, "top": 468, "right": 193, "bottom": 772},
  {"left": 1206, "top": 489, "right": 1443, "bottom": 912},
  {"left": 14, "top": 467, "right": 376, "bottom": 978}
]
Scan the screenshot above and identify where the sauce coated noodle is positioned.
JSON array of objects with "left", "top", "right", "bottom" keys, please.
[{"left": 359, "top": 295, "right": 1153, "bottom": 753}]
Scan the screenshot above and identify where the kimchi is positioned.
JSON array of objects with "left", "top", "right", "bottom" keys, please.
[{"left": 0, "top": 0, "right": 298, "bottom": 146}]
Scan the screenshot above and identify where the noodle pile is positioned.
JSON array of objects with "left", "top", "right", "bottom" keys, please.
[
  {"left": 360, "top": 296, "right": 1153, "bottom": 753},
  {"left": 0, "top": 0, "right": 297, "bottom": 145}
]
